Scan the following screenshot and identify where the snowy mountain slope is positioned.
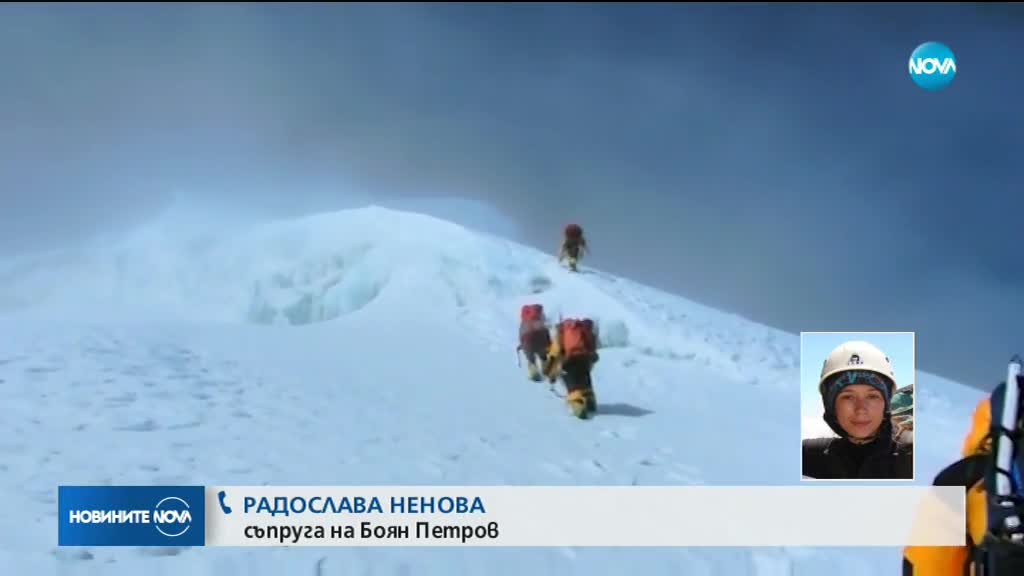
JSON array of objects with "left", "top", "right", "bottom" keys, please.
[{"left": 0, "top": 206, "right": 988, "bottom": 575}]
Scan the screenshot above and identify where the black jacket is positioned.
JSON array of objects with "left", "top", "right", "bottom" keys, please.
[
  {"left": 803, "top": 431, "right": 913, "bottom": 480},
  {"left": 557, "top": 355, "right": 596, "bottom": 393}
]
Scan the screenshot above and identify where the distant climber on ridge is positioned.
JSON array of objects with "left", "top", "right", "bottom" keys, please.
[{"left": 558, "top": 224, "right": 588, "bottom": 272}]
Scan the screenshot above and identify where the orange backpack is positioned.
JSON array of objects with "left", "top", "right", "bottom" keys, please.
[{"left": 559, "top": 319, "right": 596, "bottom": 358}]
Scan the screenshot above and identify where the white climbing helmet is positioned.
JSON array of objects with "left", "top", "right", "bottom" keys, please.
[{"left": 818, "top": 340, "right": 896, "bottom": 394}]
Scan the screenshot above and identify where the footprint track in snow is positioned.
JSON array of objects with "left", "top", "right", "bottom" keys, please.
[
  {"left": 541, "top": 462, "right": 574, "bottom": 479},
  {"left": 26, "top": 363, "right": 64, "bottom": 375},
  {"left": 105, "top": 392, "right": 137, "bottom": 405},
  {"left": 0, "top": 355, "right": 28, "bottom": 367},
  {"left": 598, "top": 426, "right": 639, "bottom": 441},
  {"left": 583, "top": 459, "right": 607, "bottom": 475},
  {"left": 52, "top": 548, "right": 95, "bottom": 563},
  {"left": 114, "top": 419, "right": 160, "bottom": 432}
]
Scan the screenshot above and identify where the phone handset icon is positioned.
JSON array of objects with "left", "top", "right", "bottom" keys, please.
[{"left": 218, "top": 490, "right": 233, "bottom": 515}]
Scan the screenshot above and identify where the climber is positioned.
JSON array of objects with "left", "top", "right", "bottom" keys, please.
[
  {"left": 802, "top": 340, "right": 913, "bottom": 480},
  {"left": 518, "top": 304, "right": 551, "bottom": 382},
  {"left": 902, "top": 357, "right": 1024, "bottom": 575},
  {"left": 543, "top": 318, "right": 599, "bottom": 418},
  {"left": 558, "top": 224, "right": 588, "bottom": 272}
]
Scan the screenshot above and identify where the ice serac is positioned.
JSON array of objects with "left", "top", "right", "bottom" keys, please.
[{"left": 0, "top": 206, "right": 986, "bottom": 574}]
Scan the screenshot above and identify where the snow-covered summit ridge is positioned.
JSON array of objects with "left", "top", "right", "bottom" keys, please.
[{"left": 0, "top": 205, "right": 799, "bottom": 384}]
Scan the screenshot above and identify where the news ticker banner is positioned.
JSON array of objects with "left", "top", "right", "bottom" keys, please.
[{"left": 58, "top": 485, "right": 965, "bottom": 548}]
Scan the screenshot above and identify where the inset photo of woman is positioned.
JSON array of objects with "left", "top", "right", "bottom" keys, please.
[{"left": 801, "top": 332, "right": 914, "bottom": 481}]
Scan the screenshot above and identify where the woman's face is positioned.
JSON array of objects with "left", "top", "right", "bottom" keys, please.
[{"left": 834, "top": 384, "right": 886, "bottom": 440}]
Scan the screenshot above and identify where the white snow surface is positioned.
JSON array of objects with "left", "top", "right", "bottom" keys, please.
[{"left": 0, "top": 206, "right": 989, "bottom": 574}]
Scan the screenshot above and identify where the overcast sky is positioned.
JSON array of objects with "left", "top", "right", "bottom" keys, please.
[{"left": 1, "top": 4, "right": 1022, "bottom": 390}]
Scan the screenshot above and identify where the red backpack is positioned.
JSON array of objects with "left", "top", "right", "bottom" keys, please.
[
  {"left": 521, "top": 304, "right": 544, "bottom": 323},
  {"left": 563, "top": 224, "right": 586, "bottom": 252},
  {"left": 519, "top": 304, "right": 548, "bottom": 346},
  {"left": 559, "top": 318, "right": 596, "bottom": 359}
]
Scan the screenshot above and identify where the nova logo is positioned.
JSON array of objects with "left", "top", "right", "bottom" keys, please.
[
  {"left": 908, "top": 42, "right": 956, "bottom": 91},
  {"left": 58, "top": 485, "right": 205, "bottom": 547},
  {"left": 153, "top": 496, "right": 192, "bottom": 538}
]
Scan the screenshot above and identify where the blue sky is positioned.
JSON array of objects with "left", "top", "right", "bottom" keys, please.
[
  {"left": 800, "top": 332, "right": 916, "bottom": 423},
  {"left": 0, "top": 4, "right": 1021, "bottom": 389}
]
